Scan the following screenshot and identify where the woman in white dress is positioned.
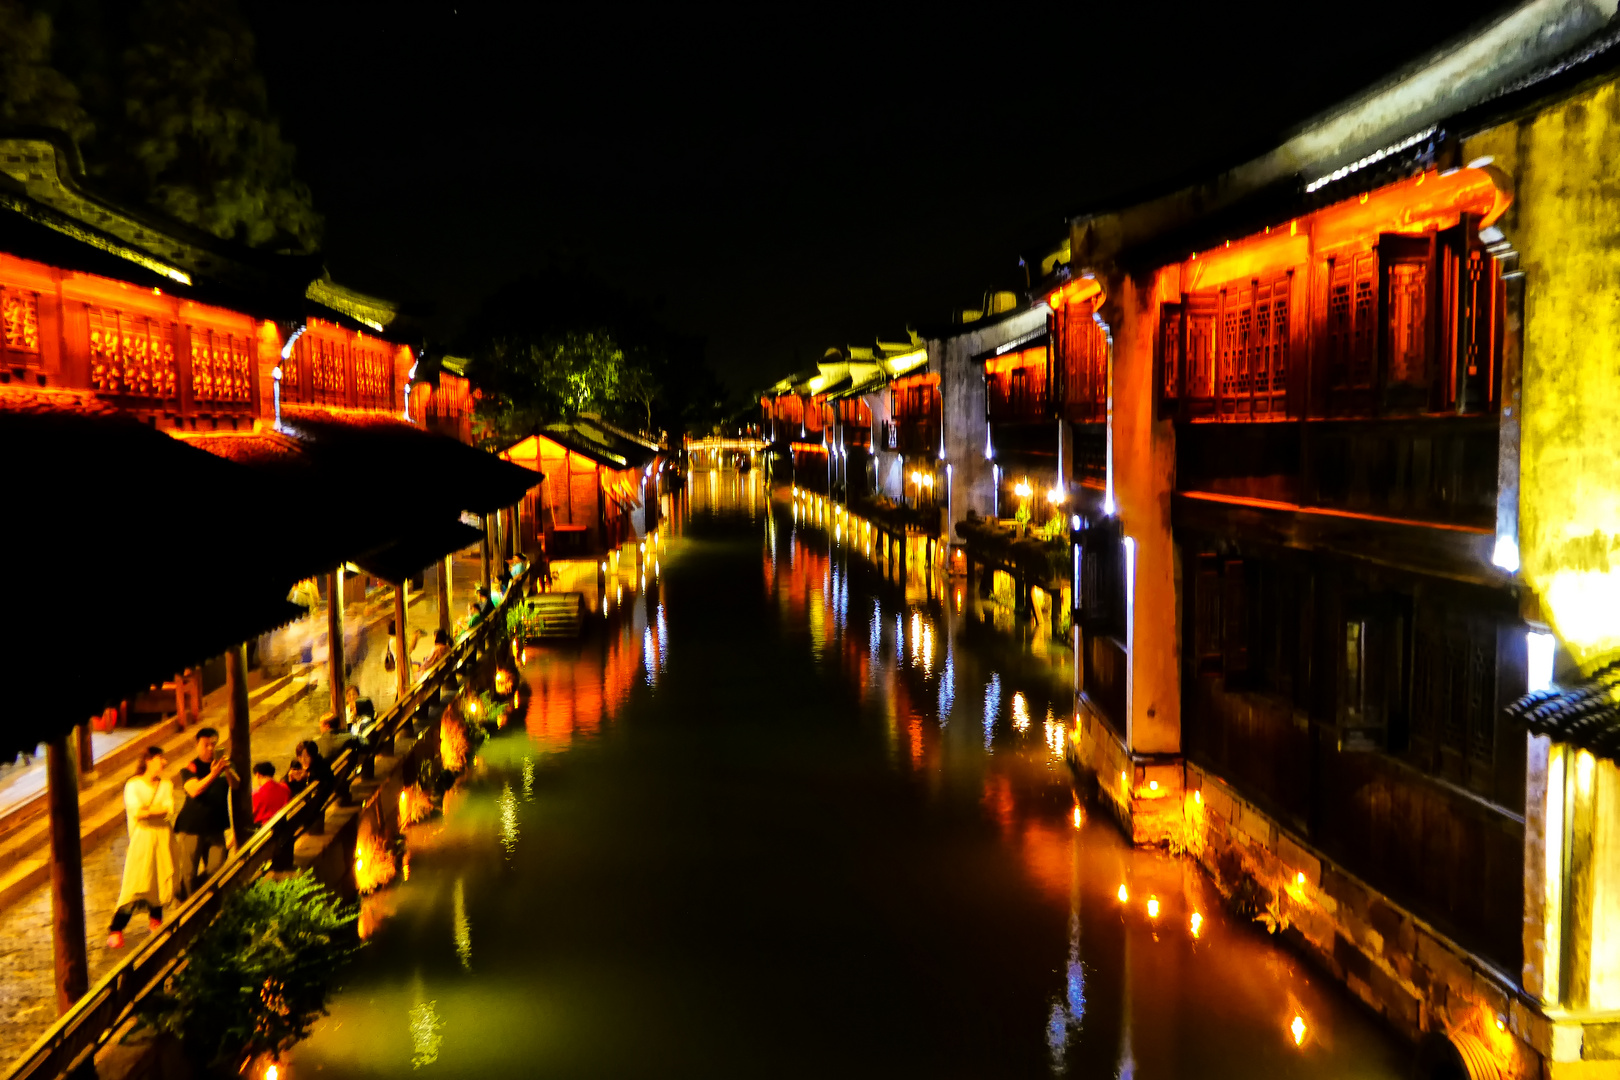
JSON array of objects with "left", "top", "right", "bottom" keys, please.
[{"left": 108, "top": 746, "right": 177, "bottom": 948}]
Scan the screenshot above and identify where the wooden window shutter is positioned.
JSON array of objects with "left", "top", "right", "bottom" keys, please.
[
  {"left": 1438, "top": 213, "right": 1500, "bottom": 414},
  {"left": 1195, "top": 553, "right": 1223, "bottom": 674},
  {"left": 1222, "top": 558, "right": 1249, "bottom": 674},
  {"left": 1184, "top": 291, "right": 1218, "bottom": 412},
  {"left": 1377, "top": 232, "right": 1437, "bottom": 412},
  {"left": 1157, "top": 302, "right": 1183, "bottom": 418}
]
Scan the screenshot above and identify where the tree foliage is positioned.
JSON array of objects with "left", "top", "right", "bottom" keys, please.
[
  {"left": 460, "top": 265, "right": 727, "bottom": 444},
  {"left": 108, "top": 0, "right": 322, "bottom": 251},
  {"left": 136, "top": 871, "right": 362, "bottom": 1069},
  {"left": 0, "top": 0, "right": 321, "bottom": 253},
  {"left": 0, "top": 1, "right": 93, "bottom": 143}
]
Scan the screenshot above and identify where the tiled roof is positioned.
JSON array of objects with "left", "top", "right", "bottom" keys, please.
[{"left": 1505, "top": 658, "right": 1620, "bottom": 759}]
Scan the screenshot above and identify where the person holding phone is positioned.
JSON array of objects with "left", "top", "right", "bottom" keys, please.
[{"left": 173, "top": 727, "right": 238, "bottom": 897}]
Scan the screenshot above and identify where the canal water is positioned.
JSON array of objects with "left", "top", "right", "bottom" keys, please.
[{"left": 290, "top": 469, "right": 1410, "bottom": 1079}]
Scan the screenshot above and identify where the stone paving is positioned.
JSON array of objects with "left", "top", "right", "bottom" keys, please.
[{"left": 0, "top": 553, "right": 493, "bottom": 1065}]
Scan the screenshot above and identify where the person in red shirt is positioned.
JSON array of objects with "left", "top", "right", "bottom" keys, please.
[{"left": 250, "top": 761, "right": 290, "bottom": 827}]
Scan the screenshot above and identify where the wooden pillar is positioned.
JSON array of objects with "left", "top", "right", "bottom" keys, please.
[
  {"left": 438, "top": 555, "right": 453, "bottom": 635},
  {"left": 46, "top": 736, "right": 87, "bottom": 1013},
  {"left": 75, "top": 720, "right": 93, "bottom": 775},
  {"left": 225, "top": 643, "right": 253, "bottom": 846},
  {"left": 394, "top": 583, "right": 410, "bottom": 702},
  {"left": 327, "top": 568, "right": 346, "bottom": 719},
  {"left": 481, "top": 514, "right": 493, "bottom": 593}
]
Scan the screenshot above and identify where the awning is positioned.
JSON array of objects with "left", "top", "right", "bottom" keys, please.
[
  {"left": 280, "top": 407, "right": 543, "bottom": 516},
  {"left": 352, "top": 519, "right": 485, "bottom": 585},
  {"left": 0, "top": 408, "right": 321, "bottom": 754}
]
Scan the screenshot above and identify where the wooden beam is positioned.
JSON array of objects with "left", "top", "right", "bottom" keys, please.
[
  {"left": 437, "top": 556, "right": 453, "bottom": 635},
  {"left": 327, "top": 568, "right": 346, "bottom": 719},
  {"left": 394, "top": 584, "right": 410, "bottom": 703},
  {"left": 225, "top": 643, "right": 253, "bottom": 845},
  {"left": 46, "top": 736, "right": 87, "bottom": 1013},
  {"left": 75, "top": 721, "right": 93, "bottom": 775},
  {"left": 481, "top": 514, "right": 493, "bottom": 592}
]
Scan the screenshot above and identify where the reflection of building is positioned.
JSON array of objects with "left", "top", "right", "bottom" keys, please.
[
  {"left": 500, "top": 417, "right": 662, "bottom": 556},
  {"left": 752, "top": 3, "right": 1620, "bottom": 1069}
]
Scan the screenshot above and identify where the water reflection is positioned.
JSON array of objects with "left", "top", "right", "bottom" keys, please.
[{"left": 291, "top": 471, "right": 1412, "bottom": 1079}]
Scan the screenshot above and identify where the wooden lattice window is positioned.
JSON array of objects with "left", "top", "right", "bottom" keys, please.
[
  {"left": 353, "top": 346, "right": 390, "bottom": 408},
  {"left": 1325, "top": 252, "right": 1378, "bottom": 395},
  {"left": 1, "top": 287, "right": 40, "bottom": 360},
  {"left": 88, "top": 307, "right": 176, "bottom": 398},
  {"left": 311, "top": 337, "right": 344, "bottom": 394},
  {"left": 1049, "top": 299, "right": 1108, "bottom": 423},
  {"left": 188, "top": 327, "right": 253, "bottom": 404},
  {"left": 1166, "top": 274, "right": 1290, "bottom": 420},
  {"left": 1410, "top": 604, "right": 1498, "bottom": 784}
]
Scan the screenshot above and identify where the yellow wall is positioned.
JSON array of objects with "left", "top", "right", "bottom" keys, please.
[{"left": 1466, "top": 81, "right": 1620, "bottom": 666}]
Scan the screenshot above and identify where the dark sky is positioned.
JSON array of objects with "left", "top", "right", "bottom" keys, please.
[{"left": 243, "top": 1, "right": 1503, "bottom": 397}]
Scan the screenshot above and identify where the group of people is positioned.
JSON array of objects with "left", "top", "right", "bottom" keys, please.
[
  {"left": 108, "top": 548, "right": 551, "bottom": 947},
  {"left": 107, "top": 728, "right": 338, "bottom": 948}
]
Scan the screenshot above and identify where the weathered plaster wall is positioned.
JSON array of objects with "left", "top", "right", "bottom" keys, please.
[
  {"left": 1464, "top": 81, "right": 1620, "bottom": 665},
  {"left": 929, "top": 307, "right": 1047, "bottom": 526},
  {"left": 1106, "top": 271, "right": 1181, "bottom": 756}
]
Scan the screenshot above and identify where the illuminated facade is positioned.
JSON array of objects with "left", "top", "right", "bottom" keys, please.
[
  {"left": 1048, "top": 3, "right": 1620, "bottom": 1074},
  {"left": 0, "top": 137, "right": 416, "bottom": 431}
]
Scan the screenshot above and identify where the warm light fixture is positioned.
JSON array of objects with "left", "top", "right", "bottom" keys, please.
[
  {"left": 1190, "top": 912, "right": 1203, "bottom": 938},
  {"left": 1046, "top": 486, "right": 1063, "bottom": 505},
  {"left": 1146, "top": 896, "right": 1160, "bottom": 919},
  {"left": 1295, "top": 871, "right": 1306, "bottom": 887},
  {"left": 1014, "top": 479, "right": 1033, "bottom": 499},
  {"left": 1117, "top": 883, "right": 1128, "bottom": 903},
  {"left": 1148, "top": 779, "right": 1158, "bottom": 792},
  {"left": 1290, "top": 1015, "right": 1307, "bottom": 1046}
]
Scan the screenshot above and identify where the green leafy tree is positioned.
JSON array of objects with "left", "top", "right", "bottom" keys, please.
[
  {"left": 106, "top": 0, "right": 321, "bottom": 251},
  {"left": 468, "top": 329, "right": 661, "bottom": 447},
  {"left": 0, "top": 1, "right": 93, "bottom": 143},
  {"left": 136, "top": 871, "right": 362, "bottom": 1070}
]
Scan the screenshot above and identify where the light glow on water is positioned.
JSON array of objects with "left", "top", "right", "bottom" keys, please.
[
  {"left": 409, "top": 998, "right": 443, "bottom": 1068},
  {"left": 453, "top": 879, "right": 472, "bottom": 970},
  {"left": 499, "top": 782, "right": 519, "bottom": 856}
]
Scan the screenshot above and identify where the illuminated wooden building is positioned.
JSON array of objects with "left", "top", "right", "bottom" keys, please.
[
  {"left": 1046, "top": 3, "right": 1620, "bottom": 1072},
  {"left": 500, "top": 417, "right": 661, "bottom": 556},
  {"left": 0, "top": 132, "right": 541, "bottom": 1023}
]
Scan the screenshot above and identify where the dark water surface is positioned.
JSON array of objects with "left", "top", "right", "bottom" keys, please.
[{"left": 291, "top": 471, "right": 1409, "bottom": 1079}]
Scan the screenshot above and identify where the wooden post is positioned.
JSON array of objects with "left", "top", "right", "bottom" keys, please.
[
  {"left": 481, "top": 514, "right": 493, "bottom": 593},
  {"left": 75, "top": 720, "right": 93, "bottom": 775},
  {"left": 46, "top": 736, "right": 87, "bottom": 1013},
  {"left": 438, "top": 555, "right": 453, "bottom": 635},
  {"left": 225, "top": 643, "right": 253, "bottom": 845},
  {"left": 394, "top": 583, "right": 410, "bottom": 703},
  {"left": 327, "top": 567, "right": 347, "bottom": 720}
]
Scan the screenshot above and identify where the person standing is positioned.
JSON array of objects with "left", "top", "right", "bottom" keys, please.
[
  {"left": 173, "top": 727, "right": 237, "bottom": 897},
  {"left": 108, "top": 747, "right": 175, "bottom": 948}
]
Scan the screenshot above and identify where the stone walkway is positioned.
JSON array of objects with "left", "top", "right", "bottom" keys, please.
[{"left": 0, "top": 551, "right": 493, "bottom": 1065}]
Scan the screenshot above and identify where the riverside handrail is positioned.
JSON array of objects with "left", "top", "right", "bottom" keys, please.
[{"left": 4, "top": 568, "right": 529, "bottom": 1080}]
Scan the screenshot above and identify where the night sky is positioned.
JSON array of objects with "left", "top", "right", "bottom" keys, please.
[{"left": 243, "top": 1, "right": 1503, "bottom": 397}]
